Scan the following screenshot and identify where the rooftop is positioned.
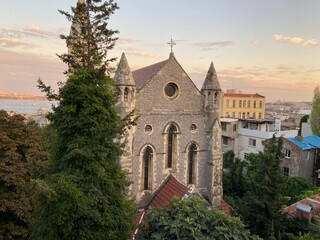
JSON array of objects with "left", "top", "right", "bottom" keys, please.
[
  {"left": 132, "top": 59, "right": 168, "bottom": 89},
  {"left": 287, "top": 135, "right": 320, "bottom": 151},
  {"left": 224, "top": 93, "right": 265, "bottom": 98},
  {"left": 283, "top": 194, "right": 320, "bottom": 222}
]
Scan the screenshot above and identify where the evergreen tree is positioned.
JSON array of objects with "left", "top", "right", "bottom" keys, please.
[
  {"left": 31, "top": 1, "right": 136, "bottom": 239},
  {"left": 310, "top": 86, "right": 320, "bottom": 136},
  {"left": 0, "top": 111, "right": 48, "bottom": 239},
  {"left": 239, "top": 136, "right": 284, "bottom": 239}
]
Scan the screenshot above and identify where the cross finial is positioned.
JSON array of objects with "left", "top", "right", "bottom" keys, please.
[{"left": 167, "top": 38, "right": 176, "bottom": 53}]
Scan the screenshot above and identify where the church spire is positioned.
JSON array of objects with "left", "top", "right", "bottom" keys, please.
[
  {"left": 114, "top": 53, "right": 135, "bottom": 86},
  {"left": 201, "top": 62, "right": 221, "bottom": 91}
]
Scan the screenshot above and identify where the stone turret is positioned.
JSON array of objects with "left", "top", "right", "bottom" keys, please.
[
  {"left": 114, "top": 53, "right": 136, "bottom": 114},
  {"left": 114, "top": 53, "right": 136, "bottom": 182},
  {"left": 201, "top": 62, "right": 223, "bottom": 208},
  {"left": 201, "top": 62, "right": 222, "bottom": 132}
]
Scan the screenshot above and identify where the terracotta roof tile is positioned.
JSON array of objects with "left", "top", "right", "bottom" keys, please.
[
  {"left": 220, "top": 199, "right": 231, "bottom": 216},
  {"left": 147, "top": 174, "right": 188, "bottom": 208},
  {"left": 132, "top": 60, "right": 168, "bottom": 89}
]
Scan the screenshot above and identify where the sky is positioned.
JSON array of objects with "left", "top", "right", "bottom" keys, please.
[{"left": 1, "top": 0, "right": 319, "bottom": 102}]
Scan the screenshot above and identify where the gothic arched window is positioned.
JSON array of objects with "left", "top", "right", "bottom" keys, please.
[
  {"left": 143, "top": 146, "right": 153, "bottom": 190},
  {"left": 188, "top": 143, "right": 197, "bottom": 184},
  {"left": 167, "top": 124, "right": 177, "bottom": 169},
  {"left": 214, "top": 92, "right": 218, "bottom": 104},
  {"left": 124, "top": 87, "right": 129, "bottom": 102}
]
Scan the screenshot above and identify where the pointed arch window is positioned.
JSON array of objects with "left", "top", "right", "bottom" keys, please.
[
  {"left": 143, "top": 146, "right": 153, "bottom": 190},
  {"left": 124, "top": 87, "right": 129, "bottom": 102},
  {"left": 188, "top": 143, "right": 197, "bottom": 184},
  {"left": 167, "top": 125, "right": 177, "bottom": 169},
  {"left": 214, "top": 92, "right": 218, "bottom": 104}
]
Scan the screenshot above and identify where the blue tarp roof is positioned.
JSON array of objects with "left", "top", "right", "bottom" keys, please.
[{"left": 288, "top": 135, "right": 320, "bottom": 150}]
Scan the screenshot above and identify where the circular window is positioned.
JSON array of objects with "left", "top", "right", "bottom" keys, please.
[
  {"left": 144, "top": 125, "right": 153, "bottom": 134},
  {"left": 190, "top": 124, "right": 197, "bottom": 133},
  {"left": 165, "top": 83, "right": 179, "bottom": 99}
]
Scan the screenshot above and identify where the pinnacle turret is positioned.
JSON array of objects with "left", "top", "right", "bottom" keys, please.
[
  {"left": 114, "top": 53, "right": 135, "bottom": 86},
  {"left": 201, "top": 62, "right": 221, "bottom": 91}
]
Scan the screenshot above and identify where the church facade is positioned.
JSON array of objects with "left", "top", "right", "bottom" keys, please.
[{"left": 114, "top": 52, "right": 223, "bottom": 207}]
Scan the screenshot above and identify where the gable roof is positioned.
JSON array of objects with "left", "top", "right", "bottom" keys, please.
[
  {"left": 132, "top": 59, "right": 169, "bottom": 89},
  {"left": 287, "top": 135, "right": 320, "bottom": 151},
  {"left": 147, "top": 174, "right": 189, "bottom": 208}
]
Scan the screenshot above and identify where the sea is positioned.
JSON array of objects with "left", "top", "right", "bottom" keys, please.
[{"left": 0, "top": 99, "right": 58, "bottom": 115}]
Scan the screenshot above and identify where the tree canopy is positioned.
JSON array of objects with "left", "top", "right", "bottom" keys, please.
[
  {"left": 310, "top": 86, "right": 320, "bottom": 136},
  {"left": 138, "top": 196, "right": 261, "bottom": 240},
  {"left": 0, "top": 110, "right": 48, "bottom": 239}
]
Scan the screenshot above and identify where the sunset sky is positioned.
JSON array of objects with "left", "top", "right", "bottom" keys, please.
[{"left": 1, "top": 0, "right": 319, "bottom": 102}]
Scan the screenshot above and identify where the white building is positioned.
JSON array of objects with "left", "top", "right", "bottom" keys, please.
[{"left": 221, "top": 118, "right": 298, "bottom": 160}]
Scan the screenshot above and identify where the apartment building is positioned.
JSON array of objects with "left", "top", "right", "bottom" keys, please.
[
  {"left": 222, "top": 89, "right": 265, "bottom": 119},
  {"left": 221, "top": 117, "right": 298, "bottom": 160}
]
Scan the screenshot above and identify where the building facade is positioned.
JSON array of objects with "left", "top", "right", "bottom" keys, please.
[
  {"left": 220, "top": 117, "right": 298, "bottom": 159},
  {"left": 281, "top": 135, "right": 320, "bottom": 185},
  {"left": 222, "top": 89, "right": 265, "bottom": 119},
  {"left": 114, "top": 52, "right": 223, "bottom": 207}
]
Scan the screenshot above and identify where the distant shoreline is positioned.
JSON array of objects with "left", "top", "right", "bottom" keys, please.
[{"left": 0, "top": 95, "right": 47, "bottom": 101}]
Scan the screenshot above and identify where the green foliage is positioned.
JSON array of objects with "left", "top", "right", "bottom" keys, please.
[
  {"left": 58, "top": 0, "right": 119, "bottom": 75},
  {"left": 282, "top": 177, "right": 315, "bottom": 205},
  {"left": 223, "top": 150, "right": 248, "bottom": 200},
  {"left": 139, "top": 196, "right": 261, "bottom": 240},
  {"left": 31, "top": 1, "right": 136, "bottom": 239},
  {"left": 281, "top": 217, "right": 313, "bottom": 240},
  {"left": 0, "top": 110, "right": 48, "bottom": 239},
  {"left": 235, "top": 136, "right": 285, "bottom": 239},
  {"left": 310, "top": 86, "right": 320, "bottom": 136},
  {"left": 223, "top": 150, "right": 235, "bottom": 168}
]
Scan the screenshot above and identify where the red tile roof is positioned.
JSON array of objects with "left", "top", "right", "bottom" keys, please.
[
  {"left": 220, "top": 199, "right": 231, "bottom": 216},
  {"left": 147, "top": 174, "right": 189, "bottom": 208},
  {"left": 224, "top": 93, "right": 265, "bottom": 98},
  {"left": 132, "top": 60, "right": 168, "bottom": 89},
  {"left": 283, "top": 194, "right": 320, "bottom": 222}
]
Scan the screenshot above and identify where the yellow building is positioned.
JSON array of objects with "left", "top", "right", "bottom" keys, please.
[{"left": 222, "top": 90, "right": 265, "bottom": 119}]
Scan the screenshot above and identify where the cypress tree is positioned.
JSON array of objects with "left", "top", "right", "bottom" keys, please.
[
  {"left": 239, "top": 135, "right": 284, "bottom": 239},
  {"left": 310, "top": 86, "right": 320, "bottom": 136},
  {"left": 31, "top": 1, "right": 136, "bottom": 239}
]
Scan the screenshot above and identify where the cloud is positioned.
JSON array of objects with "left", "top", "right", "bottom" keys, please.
[
  {"left": 187, "top": 64, "right": 318, "bottom": 101},
  {"left": 193, "top": 41, "right": 234, "bottom": 50},
  {"left": 23, "top": 24, "right": 59, "bottom": 38},
  {"left": 273, "top": 34, "right": 318, "bottom": 46},
  {"left": 124, "top": 48, "right": 159, "bottom": 58},
  {"left": 250, "top": 39, "right": 259, "bottom": 44},
  {"left": 0, "top": 49, "right": 65, "bottom": 94},
  {"left": 117, "top": 37, "right": 138, "bottom": 44},
  {"left": 0, "top": 26, "right": 59, "bottom": 40},
  {"left": 0, "top": 38, "right": 37, "bottom": 49}
]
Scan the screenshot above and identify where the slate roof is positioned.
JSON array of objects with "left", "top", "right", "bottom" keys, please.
[
  {"left": 224, "top": 93, "right": 265, "bottom": 98},
  {"left": 201, "top": 62, "right": 221, "bottom": 91},
  {"left": 287, "top": 135, "right": 320, "bottom": 151},
  {"left": 114, "top": 53, "right": 135, "bottom": 86},
  {"left": 132, "top": 59, "right": 169, "bottom": 89}
]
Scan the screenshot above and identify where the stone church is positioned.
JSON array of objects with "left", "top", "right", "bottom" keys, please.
[{"left": 114, "top": 50, "right": 223, "bottom": 207}]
